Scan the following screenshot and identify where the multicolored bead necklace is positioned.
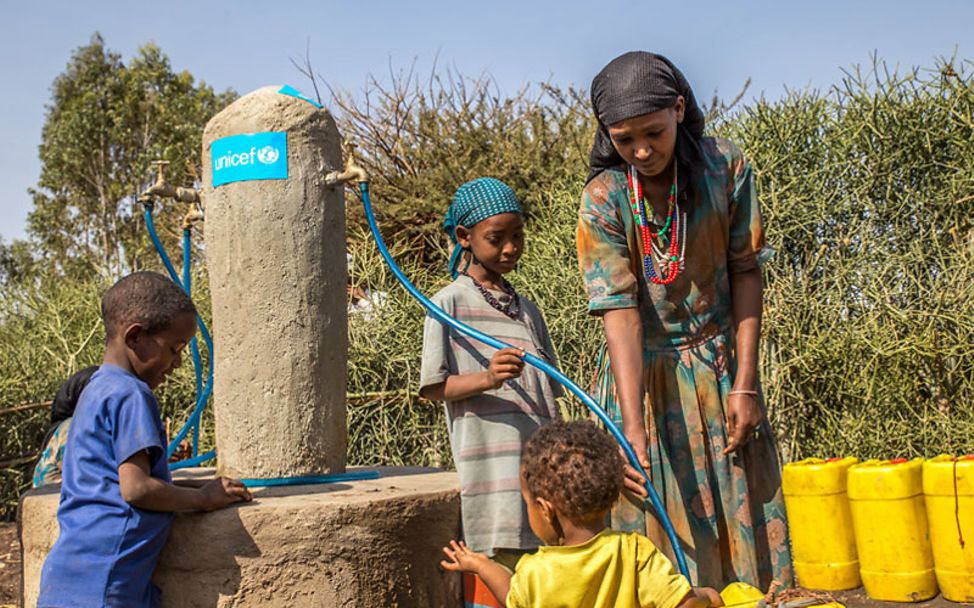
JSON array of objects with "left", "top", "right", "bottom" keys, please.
[
  {"left": 461, "top": 271, "right": 521, "bottom": 319},
  {"left": 626, "top": 164, "right": 686, "bottom": 285}
]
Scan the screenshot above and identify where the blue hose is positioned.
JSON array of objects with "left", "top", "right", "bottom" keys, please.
[
  {"left": 240, "top": 470, "right": 380, "bottom": 488},
  {"left": 168, "top": 450, "right": 216, "bottom": 470},
  {"left": 183, "top": 228, "right": 204, "bottom": 457},
  {"left": 145, "top": 203, "right": 380, "bottom": 491},
  {"left": 358, "top": 182, "right": 690, "bottom": 579},
  {"left": 142, "top": 207, "right": 216, "bottom": 460}
]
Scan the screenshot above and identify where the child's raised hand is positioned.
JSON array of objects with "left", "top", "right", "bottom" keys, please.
[
  {"left": 440, "top": 540, "right": 490, "bottom": 574},
  {"left": 200, "top": 476, "right": 252, "bottom": 511},
  {"left": 486, "top": 348, "right": 525, "bottom": 389}
]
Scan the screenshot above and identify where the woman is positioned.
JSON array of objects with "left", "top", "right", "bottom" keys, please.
[
  {"left": 32, "top": 365, "right": 99, "bottom": 487},
  {"left": 577, "top": 51, "right": 792, "bottom": 589}
]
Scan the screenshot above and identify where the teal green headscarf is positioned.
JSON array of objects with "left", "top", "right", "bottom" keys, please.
[{"left": 443, "top": 177, "right": 523, "bottom": 278}]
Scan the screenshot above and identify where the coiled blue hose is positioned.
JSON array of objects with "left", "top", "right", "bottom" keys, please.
[{"left": 358, "top": 182, "right": 690, "bottom": 579}]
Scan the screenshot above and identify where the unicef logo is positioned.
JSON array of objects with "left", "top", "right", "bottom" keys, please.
[
  {"left": 211, "top": 132, "right": 288, "bottom": 187},
  {"left": 257, "top": 146, "right": 280, "bottom": 164}
]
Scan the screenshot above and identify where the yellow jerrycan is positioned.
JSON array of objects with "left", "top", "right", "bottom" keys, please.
[
  {"left": 720, "top": 582, "right": 766, "bottom": 608},
  {"left": 923, "top": 455, "right": 974, "bottom": 602},
  {"left": 782, "top": 457, "right": 860, "bottom": 590},
  {"left": 848, "top": 458, "right": 938, "bottom": 602}
]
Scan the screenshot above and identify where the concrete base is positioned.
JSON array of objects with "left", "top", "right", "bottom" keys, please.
[{"left": 20, "top": 467, "right": 461, "bottom": 607}]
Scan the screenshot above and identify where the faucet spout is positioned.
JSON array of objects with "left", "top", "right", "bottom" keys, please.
[
  {"left": 325, "top": 141, "right": 369, "bottom": 186},
  {"left": 138, "top": 160, "right": 201, "bottom": 204}
]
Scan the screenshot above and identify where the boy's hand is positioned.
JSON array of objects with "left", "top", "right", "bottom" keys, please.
[
  {"left": 441, "top": 540, "right": 514, "bottom": 604},
  {"left": 699, "top": 587, "right": 723, "bottom": 607},
  {"left": 678, "top": 587, "right": 724, "bottom": 608},
  {"left": 199, "top": 476, "right": 252, "bottom": 511},
  {"left": 486, "top": 348, "right": 525, "bottom": 389},
  {"left": 440, "top": 540, "right": 491, "bottom": 574}
]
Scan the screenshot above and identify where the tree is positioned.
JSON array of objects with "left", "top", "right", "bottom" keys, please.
[
  {"left": 0, "top": 238, "right": 35, "bottom": 286},
  {"left": 27, "top": 33, "right": 236, "bottom": 279}
]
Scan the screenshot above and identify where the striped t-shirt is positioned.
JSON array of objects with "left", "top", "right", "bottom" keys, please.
[{"left": 420, "top": 274, "right": 563, "bottom": 555}]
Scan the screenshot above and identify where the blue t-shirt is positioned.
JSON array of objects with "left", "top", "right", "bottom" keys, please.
[{"left": 38, "top": 364, "right": 173, "bottom": 608}]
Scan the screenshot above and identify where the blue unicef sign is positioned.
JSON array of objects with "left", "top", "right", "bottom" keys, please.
[{"left": 211, "top": 132, "right": 288, "bottom": 187}]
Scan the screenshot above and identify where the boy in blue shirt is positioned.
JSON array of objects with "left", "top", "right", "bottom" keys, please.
[{"left": 38, "top": 271, "right": 252, "bottom": 608}]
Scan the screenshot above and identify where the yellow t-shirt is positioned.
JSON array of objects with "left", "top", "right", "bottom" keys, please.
[{"left": 506, "top": 529, "right": 692, "bottom": 608}]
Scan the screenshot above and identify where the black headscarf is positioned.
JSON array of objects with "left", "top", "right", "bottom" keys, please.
[
  {"left": 587, "top": 51, "right": 706, "bottom": 184},
  {"left": 50, "top": 365, "right": 99, "bottom": 426}
]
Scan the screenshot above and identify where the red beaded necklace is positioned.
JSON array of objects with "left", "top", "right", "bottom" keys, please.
[{"left": 626, "top": 165, "right": 686, "bottom": 285}]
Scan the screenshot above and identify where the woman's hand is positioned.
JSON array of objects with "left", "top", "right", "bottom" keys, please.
[
  {"left": 722, "top": 393, "right": 763, "bottom": 455},
  {"left": 621, "top": 423, "right": 651, "bottom": 496},
  {"left": 622, "top": 462, "right": 649, "bottom": 497}
]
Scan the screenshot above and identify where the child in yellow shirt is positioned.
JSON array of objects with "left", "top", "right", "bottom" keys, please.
[{"left": 441, "top": 420, "right": 722, "bottom": 608}]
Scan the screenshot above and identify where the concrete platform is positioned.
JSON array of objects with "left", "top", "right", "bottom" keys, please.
[{"left": 20, "top": 467, "right": 461, "bottom": 607}]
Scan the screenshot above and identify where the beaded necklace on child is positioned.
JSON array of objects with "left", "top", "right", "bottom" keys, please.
[{"left": 461, "top": 269, "right": 521, "bottom": 320}]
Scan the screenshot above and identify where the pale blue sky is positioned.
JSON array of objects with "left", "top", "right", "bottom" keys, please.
[{"left": 1, "top": 0, "right": 970, "bottom": 242}]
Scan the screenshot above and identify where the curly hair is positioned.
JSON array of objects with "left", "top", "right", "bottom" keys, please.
[
  {"left": 521, "top": 420, "right": 624, "bottom": 519},
  {"left": 101, "top": 271, "right": 196, "bottom": 339}
]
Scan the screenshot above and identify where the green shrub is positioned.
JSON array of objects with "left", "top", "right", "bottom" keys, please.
[
  {"left": 716, "top": 60, "right": 974, "bottom": 459},
  {"left": 2, "top": 57, "right": 972, "bottom": 520}
]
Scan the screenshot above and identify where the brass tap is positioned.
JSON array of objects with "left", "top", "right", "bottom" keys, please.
[
  {"left": 138, "top": 160, "right": 201, "bottom": 205},
  {"left": 181, "top": 203, "right": 205, "bottom": 230},
  {"left": 325, "top": 141, "right": 369, "bottom": 186}
]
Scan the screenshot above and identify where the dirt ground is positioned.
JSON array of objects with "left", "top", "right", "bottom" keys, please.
[
  {"left": 0, "top": 523, "right": 18, "bottom": 606},
  {"left": 0, "top": 520, "right": 965, "bottom": 608},
  {"left": 828, "top": 588, "right": 958, "bottom": 608}
]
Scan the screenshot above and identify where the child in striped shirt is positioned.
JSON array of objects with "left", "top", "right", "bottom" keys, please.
[{"left": 420, "top": 178, "right": 563, "bottom": 594}]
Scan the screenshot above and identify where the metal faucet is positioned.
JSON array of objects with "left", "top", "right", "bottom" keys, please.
[
  {"left": 138, "top": 160, "right": 204, "bottom": 229},
  {"left": 325, "top": 141, "right": 369, "bottom": 185},
  {"left": 139, "top": 161, "right": 201, "bottom": 204}
]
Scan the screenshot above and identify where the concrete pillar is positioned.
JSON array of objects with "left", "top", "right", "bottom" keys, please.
[{"left": 201, "top": 86, "right": 346, "bottom": 478}]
